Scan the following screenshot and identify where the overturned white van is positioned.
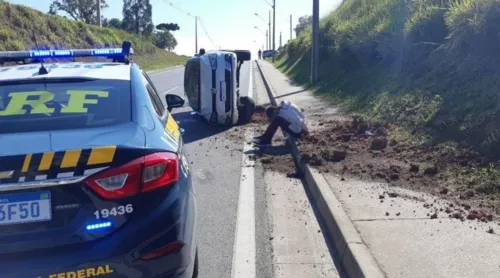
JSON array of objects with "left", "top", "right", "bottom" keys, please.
[{"left": 183, "top": 49, "right": 255, "bottom": 126}]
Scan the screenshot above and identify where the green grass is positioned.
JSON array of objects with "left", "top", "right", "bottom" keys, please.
[
  {"left": 276, "top": 0, "right": 500, "bottom": 159},
  {"left": 0, "top": 1, "right": 188, "bottom": 71}
]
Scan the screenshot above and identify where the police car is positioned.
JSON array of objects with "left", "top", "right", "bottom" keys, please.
[{"left": 0, "top": 41, "right": 198, "bottom": 278}]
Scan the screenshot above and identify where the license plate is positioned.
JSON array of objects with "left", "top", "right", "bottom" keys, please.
[{"left": 0, "top": 191, "right": 51, "bottom": 225}]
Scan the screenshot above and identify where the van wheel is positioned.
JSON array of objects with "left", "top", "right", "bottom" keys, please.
[
  {"left": 237, "top": 96, "right": 256, "bottom": 124},
  {"left": 192, "top": 249, "right": 199, "bottom": 278}
]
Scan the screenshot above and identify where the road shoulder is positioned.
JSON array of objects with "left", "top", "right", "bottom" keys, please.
[{"left": 254, "top": 60, "right": 342, "bottom": 278}]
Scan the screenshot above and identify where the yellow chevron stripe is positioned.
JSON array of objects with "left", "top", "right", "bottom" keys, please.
[
  {"left": 39, "top": 152, "right": 55, "bottom": 171},
  {"left": 87, "top": 146, "right": 116, "bottom": 165},
  {"left": 165, "top": 114, "right": 180, "bottom": 142},
  {"left": 21, "top": 154, "right": 32, "bottom": 173},
  {"left": 61, "top": 149, "right": 82, "bottom": 168}
]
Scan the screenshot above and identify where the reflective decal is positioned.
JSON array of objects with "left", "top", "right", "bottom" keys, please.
[
  {"left": 94, "top": 204, "right": 133, "bottom": 219},
  {"left": 0, "top": 64, "right": 118, "bottom": 73},
  {"left": 165, "top": 114, "right": 180, "bottom": 142},
  {"left": 0, "top": 90, "right": 109, "bottom": 116},
  {"left": 0, "top": 91, "right": 55, "bottom": 116},
  {"left": 21, "top": 154, "right": 32, "bottom": 173},
  {"left": 61, "top": 149, "right": 82, "bottom": 168},
  {"left": 17, "top": 65, "right": 39, "bottom": 71},
  {"left": 84, "top": 64, "right": 104, "bottom": 69},
  {"left": 0, "top": 171, "right": 14, "bottom": 179},
  {"left": 38, "top": 152, "right": 55, "bottom": 171},
  {"left": 61, "top": 64, "right": 82, "bottom": 69},
  {"left": 87, "top": 146, "right": 116, "bottom": 166},
  {"left": 60, "top": 90, "right": 109, "bottom": 113},
  {"left": 48, "top": 265, "right": 114, "bottom": 278},
  {"left": 16, "top": 146, "right": 116, "bottom": 182}
]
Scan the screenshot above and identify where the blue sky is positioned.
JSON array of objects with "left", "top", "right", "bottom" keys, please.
[{"left": 10, "top": 0, "right": 342, "bottom": 56}]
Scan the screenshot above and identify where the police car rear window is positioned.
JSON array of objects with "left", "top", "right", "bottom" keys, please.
[{"left": 0, "top": 79, "right": 131, "bottom": 133}]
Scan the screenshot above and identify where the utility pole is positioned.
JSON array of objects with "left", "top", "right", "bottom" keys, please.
[
  {"left": 280, "top": 32, "right": 282, "bottom": 48},
  {"left": 195, "top": 16, "right": 198, "bottom": 54},
  {"left": 97, "top": 0, "right": 101, "bottom": 27},
  {"left": 266, "top": 30, "right": 269, "bottom": 50},
  {"left": 290, "top": 14, "right": 293, "bottom": 41},
  {"left": 272, "top": 0, "right": 276, "bottom": 62},
  {"left": 268, "top": 10, "right": 271, "bottom": 50},
  {"left": 311, "top": 0, "right": 319, "bottom": 83}
]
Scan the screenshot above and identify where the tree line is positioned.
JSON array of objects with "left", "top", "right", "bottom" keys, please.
[{"left": 48, "top": 0, "right": 179, "bottom": 51}]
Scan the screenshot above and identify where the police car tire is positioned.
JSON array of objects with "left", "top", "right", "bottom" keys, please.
[{"left": 237, "top": 96, "right": 256, "bottom": 124}]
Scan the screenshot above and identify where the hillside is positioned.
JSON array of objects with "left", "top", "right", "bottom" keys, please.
[
  {"left": 0, "top": 1, "right": 188, "bottom": 70},
  {"left": 276, "top": 0, "right": 500, "bottom": 159}
]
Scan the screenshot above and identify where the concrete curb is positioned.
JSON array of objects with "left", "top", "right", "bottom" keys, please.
[{"left": 255, "top": 60, "right": 386, "bottom": 278}]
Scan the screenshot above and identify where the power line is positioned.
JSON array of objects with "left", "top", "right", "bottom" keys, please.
[
  {"left": 162, "top": 0, "right": 217, "bottom": 48},
  {"left": 198, "top": 18, "right": 216, "bottom": 48},
  {"left": 164, "top": 1, "right": 194, "bottom": 18}
]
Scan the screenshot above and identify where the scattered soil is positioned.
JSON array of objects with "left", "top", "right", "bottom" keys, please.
[
  {"left": 225, "top": 110, "right": 500, "bottom": 221},
  {"left": 295, "top": 118, "right": 500, "bottom": 220},
  {"left": 223, "top": 111, "right": 300, "bottom": 178}
]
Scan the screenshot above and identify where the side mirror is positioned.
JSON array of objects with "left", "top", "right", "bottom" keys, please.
[{"left": 166, "top": 94, "right": 185, "bottom": 112}]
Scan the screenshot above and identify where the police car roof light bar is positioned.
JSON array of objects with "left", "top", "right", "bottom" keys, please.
[{"left": 0, "top": 41, "right": 134, "bottom": 65}]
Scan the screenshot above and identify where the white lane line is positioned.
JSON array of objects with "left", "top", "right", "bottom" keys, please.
[
  {"left": 162, "top": 86, "right": 180, "bottom": 95},
  {"left": 231, "top": 61, "right": 256, "bottom": 278},
  {"left": 231, "top": 131, "right": 256, "bottom": 278},
  {"left": 147, "top": 65, "right": 183, "bottom": 76}
]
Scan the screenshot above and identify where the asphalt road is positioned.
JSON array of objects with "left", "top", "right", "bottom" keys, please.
[{"left": 148, "top": 62, "right": 273, "bottom": 278}]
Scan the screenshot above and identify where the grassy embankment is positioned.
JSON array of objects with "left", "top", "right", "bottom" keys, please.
[
  {"left": 0, "top": 1, "right": 188, "bottom": 71},
  {"left": 275, "top": 0, "right": 500, "bottom": 185},
  {"left": 277, "top": 0, "right": 500, "bottom": 155}
]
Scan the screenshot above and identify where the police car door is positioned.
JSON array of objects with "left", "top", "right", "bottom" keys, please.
[{"left": 141, "top": 73, "right": 181, "bottom": 148}]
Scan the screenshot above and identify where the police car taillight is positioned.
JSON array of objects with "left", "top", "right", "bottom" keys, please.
[{"left": 84, "top": 152, "right": 179, "bottom": 199}]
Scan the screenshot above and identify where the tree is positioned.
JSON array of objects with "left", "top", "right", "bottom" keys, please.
[
  {"left": 294, "top": 15, "right": 312, "bottom": 36},
  {"left": 122, "top": 0, "right": 154, "bottom": 35},
  {"left": 154, "top": 31, "right": 177, "bottom": 51},
  {"left": 49, "top": 0, "right": 108, "bottom": 25},
  {"left": 156, "top": 23, "right": 180, "bottom": 32},
  {"left": 105, "top": 18, "right": 124, "bottom": 29}
]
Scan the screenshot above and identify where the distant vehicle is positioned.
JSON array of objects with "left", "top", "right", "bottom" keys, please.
[
  {"left": 0, "top": 42, "right": 198, "bottom": 278},
  {"left": 182, "top": 49, "right": 255, "bottom": 125},
  {"left": 262, "top": 50, "right": 277, "bottom": 58}
]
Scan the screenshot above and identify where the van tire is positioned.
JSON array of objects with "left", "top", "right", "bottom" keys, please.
[{"left": 237, "top": 96, "right": 256, "bottom": 124}]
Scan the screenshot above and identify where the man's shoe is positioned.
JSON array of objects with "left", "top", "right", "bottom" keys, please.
[
  {"left": 252, "top": 136, "right": 267, "bottom": 143},
  {"left": 253, "top": 139, "right": 272, "bottom": 147}
]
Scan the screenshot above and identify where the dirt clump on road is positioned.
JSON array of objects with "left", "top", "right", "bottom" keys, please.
[
  {"left": 222, "top": 111, "right": 300, "bottom": 177},
  {"left": 297, "top": 117, "right": 500, "bottom": 220}
]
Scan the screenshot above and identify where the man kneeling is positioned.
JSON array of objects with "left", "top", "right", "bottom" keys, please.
[{"left": 253, "top": 100, "right": 309, "bottom": 146}]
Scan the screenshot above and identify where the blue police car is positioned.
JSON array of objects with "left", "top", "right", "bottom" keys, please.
[{"left": 0, "top": 42, "right": 198, "bottom": 278}]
